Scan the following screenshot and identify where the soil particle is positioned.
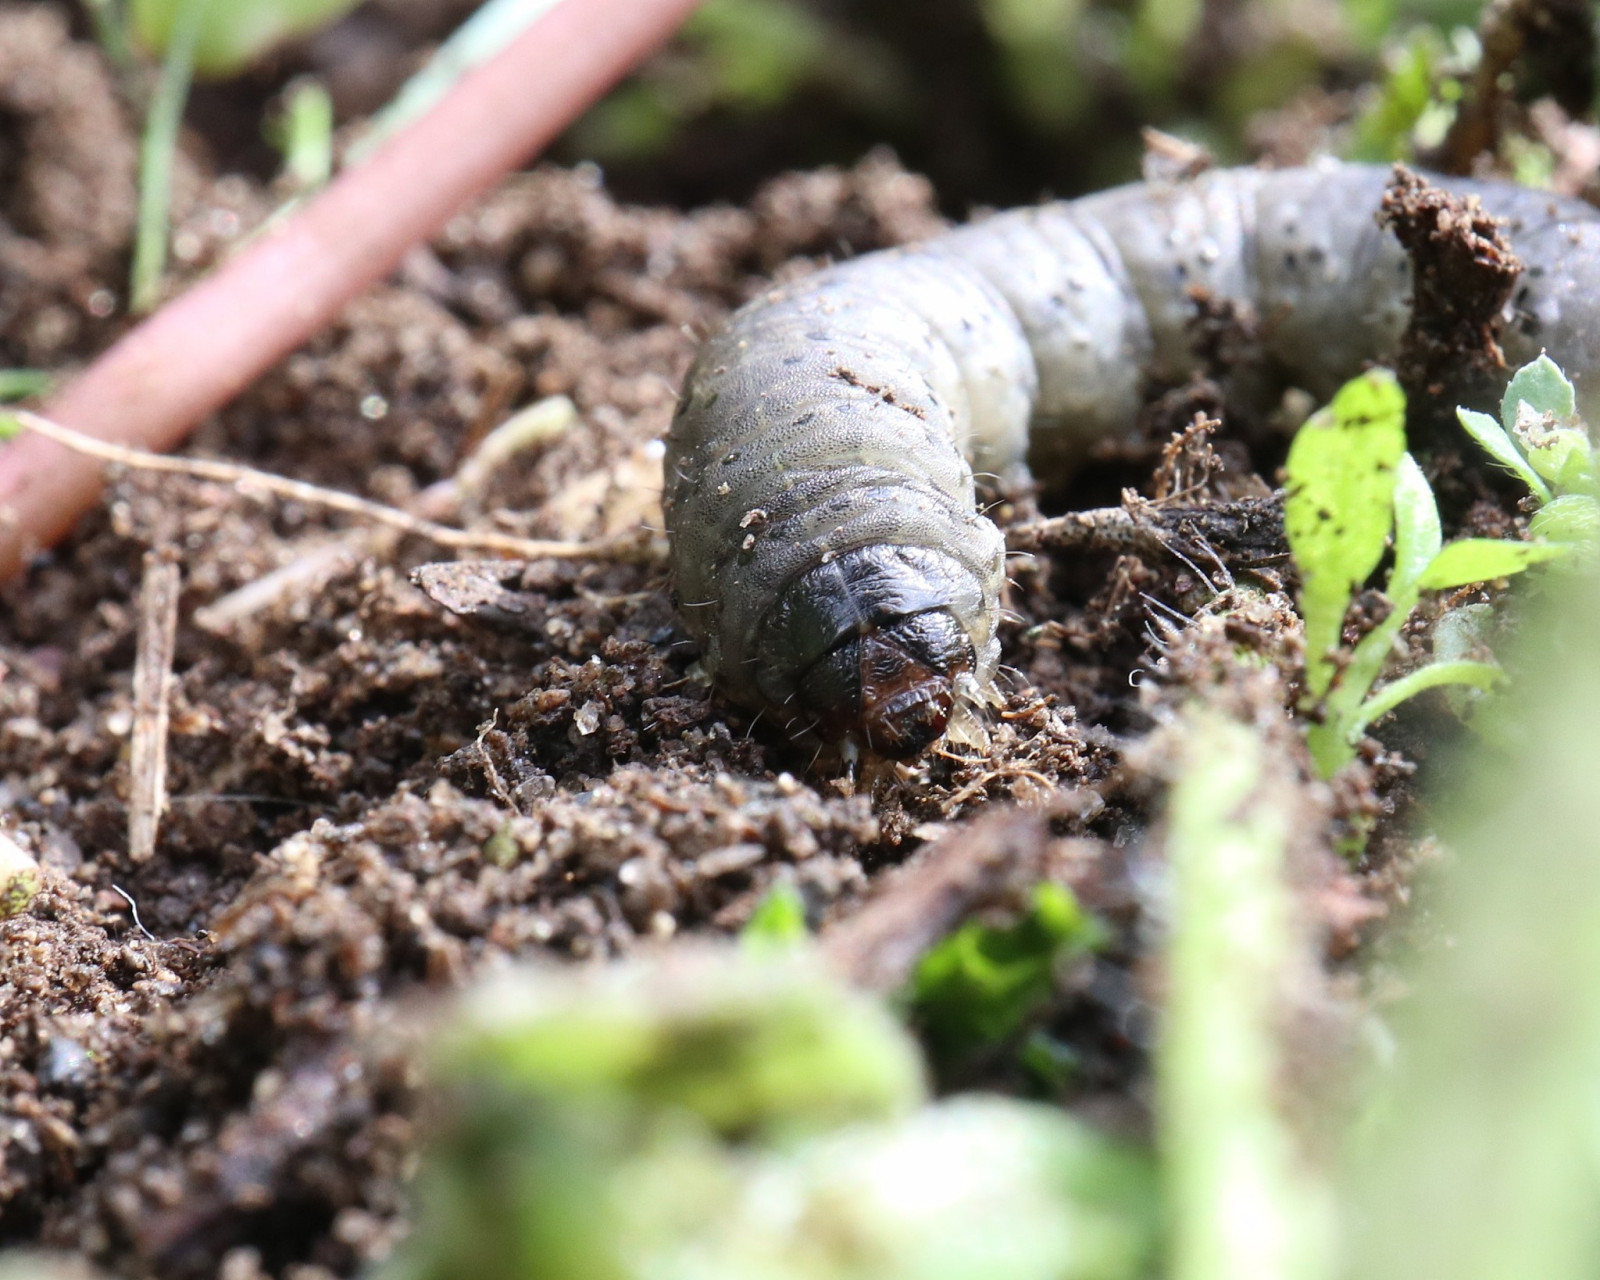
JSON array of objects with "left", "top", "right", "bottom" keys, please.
[
  {"left": 1379, "top": 165, "right": 1523, "bottom": 428},
  {"left": 0, "top": 3, "right": 135, "bottom": 366}
]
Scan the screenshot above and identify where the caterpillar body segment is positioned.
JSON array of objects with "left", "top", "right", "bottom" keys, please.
[{"left": 664, "top": 160, "right": 1600, "bottom": 757}]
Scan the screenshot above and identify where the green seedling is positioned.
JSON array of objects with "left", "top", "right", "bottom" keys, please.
[
  {"left": 1458, "top": 352, "right": 1600, "bottom": 552},
  {"left": 1287, "top": 369, "right": 1566, "bottom": 778},
  {"left": 269, "top": 78, "right": 334, "bottom": 194},
  {"left": 388, "top": 951, "right": 1157, "bottom": 1280},
  {"left": 908, "top": 882, "right": 1101, "bottom": 1072},
  {"left": 129, "top": 0, "right": 203, "bottom": 314},
  {"left": 740, "top": 881, "right": 810, "bottom": 951},
  {"left": 1160, "top": 707, "right": 1333, "bottom": 1280},
  {"left": 1348, "top": 26, "right": 1470, "bottom": 162},
  {"left": 126, "top": 0, "right": 355, "bottom": 310},
  {"left": 131, "top": 0, "right": 362, "bottom": 76},
  {"left": 0, "top": 371, "right": 49, "bottom": 403}
]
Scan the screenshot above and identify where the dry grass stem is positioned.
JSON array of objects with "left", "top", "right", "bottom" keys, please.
[
  {"left": 128, "top": 552, "right": 181, "bottom": 865},
  {"left": 7, "top": 409, "right": 654, "bottom": 564}
]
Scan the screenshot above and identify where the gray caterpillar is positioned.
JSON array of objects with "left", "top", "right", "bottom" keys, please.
[{"left": 663, "top": 160, "right": 1600, "bottom": 758}]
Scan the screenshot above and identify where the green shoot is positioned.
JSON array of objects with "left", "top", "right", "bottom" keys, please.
[
  {"left": 1284, "top": 369, "right": 1407, "bottom": 706},
  {"left": 1342, "top": 574, "right": 1600, "bottom": 1280},
  {"left": 270, "top": 78, "right": 335, "bottom": 194},
  {"left": 741, "top": 881, "right": 810, "bottom": 951},
  {"left": 0, "top": 370, "right": 51, "bottom": 403},
  {"left": 1286, "top": 369, "right": 1564, "bottom": 778},
  {"left": 1457, "top": 352, "right": 1600, "bottom": 553},
  {"left": 908, "top": 882, "right": 1100, "bottom": 1068},
  {"left": 130, "top": 0, "right": 362, "bottom": 77},
  {"left": 82, "top": 0, "right": 138, "bottom": 71},
  {"left": 1160, "top": 707, "right": 1333, "bottom": 1280},
  {"left": 130, "top": 0, "right": 205, "bottom": 314}
]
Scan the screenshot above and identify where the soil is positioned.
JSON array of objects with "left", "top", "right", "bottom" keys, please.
[{"left": 0, "top": 6, "right": 1505, "bottom": 1278}]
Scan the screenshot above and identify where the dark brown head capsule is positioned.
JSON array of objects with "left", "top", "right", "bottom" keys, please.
[{"left": 755, "top": 545, "right": 980, "bottom": 759}]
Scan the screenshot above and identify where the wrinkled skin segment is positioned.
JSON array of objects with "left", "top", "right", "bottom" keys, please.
[{"left": 664, "top": 160, "right": 1600, "bottom": 757}]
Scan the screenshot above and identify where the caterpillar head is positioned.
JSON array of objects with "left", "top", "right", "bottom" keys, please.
[{"left": 756, "top": 545, "right": 988, "bottom": 760}]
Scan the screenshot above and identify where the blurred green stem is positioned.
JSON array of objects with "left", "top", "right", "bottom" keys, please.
[
  {"left": 1160, "top": 707, "right": 1333, "bottom": 1280},
  {"left": 83, "top": 0, "right": 137, "bottom": 71},
  {"left": 1345, "top": 576, "right": 1600, "bottom": 1280},
  {"left": 131, "top": 0, "right": 205, "bottom": 314},
  {"left": 278, "top": 78, "right": 335, "bottom": 192}
]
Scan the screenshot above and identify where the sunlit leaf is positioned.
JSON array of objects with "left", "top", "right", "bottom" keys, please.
[
  {"left": 1390, "top": 452, "right": 1442, "bottom": 596},
  {"left": 1456, "top": 406, "right": 1551, "bottom": 502},
  {"left": 1285, "top": 368, "right": 1408, "bottom": 698},
  {"left": 1530, "top": 494, "right": 1600, "bottom": 546},
  {"left": 741, "top": 882, "right": 809, "bottom": 950},
  {"left": 910, "top": 882, "right": 1098, "bottom": 1063},
  {"left": 1417, "top": 538, "right": 1571, "bottom": 589},
  {"left": 1501, "top": 351, "right": 1576, "bottom": 426},
  {"left": 132, "top": 0, "right": 362, "bottom": 76}
]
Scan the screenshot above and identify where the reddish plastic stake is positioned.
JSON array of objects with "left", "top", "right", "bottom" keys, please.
[{"left": 0, "top": 0, "right": 702, "bottom": 580}]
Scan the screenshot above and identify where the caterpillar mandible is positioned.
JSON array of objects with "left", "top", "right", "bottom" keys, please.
[{"left": 663, "top": 160, "right": 1600, "bottom": 759}]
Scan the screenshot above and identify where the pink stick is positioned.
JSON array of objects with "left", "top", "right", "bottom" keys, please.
[{"left": 0, "top": 0, "right": 701, "bottom": 580}]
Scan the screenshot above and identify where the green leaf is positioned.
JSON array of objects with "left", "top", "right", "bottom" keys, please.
[
  {"left": 909, "top": 883, "right": 1098, "bottom": 1064},
  {"left": 1530, "top": 493, "right": 1600, "bottom": 546},
  {"left": 1161, "top": 708, "right": 1334, "bottom": 1275},
  {"left": 1457, "top": 406, "right": 1552, "bottom": 503},
  {"left": 741, "top": 882, "right": 809, "bottom": 951},
  {"left": 271, "top": 78, "right": 334, "bottom": 192},
  {"left": 1350, "top": 660, "right": 1506, "bottom": 740},
  {"left": 1510, "top": 401, "right": 1593, "bottom": 490},
  {"left": 1285, "top": 368, "right": 1408, "bottom": 698},
  {"left": 1390, "top": 452, "right": 1441, "bottom": 596},
  {"left": 0, "top": 369, "right": 50, "bottom": 402},
  {"left": 1348, "top": 29, "right": 1441, "bottom": 162},
  {"left": 1417, "top": 538, "right": 1572, "bottom": 589},
  {"left": 1501, "top": 352, "right": 1576, "bottom": 427},
  {"left": 1432, "top": 602, "right": 1496, "bottom": 664},
  {"left": 132, "top": 0, "right": 362, "bottom": 76}
]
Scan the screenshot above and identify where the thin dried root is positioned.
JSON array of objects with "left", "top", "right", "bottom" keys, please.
[
  {"left": 128, "top": 551, "right": 180, "bottom": 864},
  {"left": 1008, "top": 493, "right": 1286, "bottom": 569},
  {"left": 5, "top": 409, "right": 658, "bottom": 564}
]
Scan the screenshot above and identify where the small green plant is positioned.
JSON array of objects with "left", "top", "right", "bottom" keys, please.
[
  {"left": 1286, "top": 368, "right": 1568, "bottom": 777},
  {"left": 387, "top": 952, "right": 1156, "bottom": 1280},
  {"left": 908, "top": 882, "right": 1101, "bottom": 1070},
  {"left": 1457, "top": 352, "right": 1600, "bottom": 550},
  {"left": 130, "top": 0, "right": 362, "bottom": 76},
  {"left": 740, "top": 880, "right": 810, "bottom": 951},
  {"left": 0, "top": 371, "right": 49, "bottom": 403}
]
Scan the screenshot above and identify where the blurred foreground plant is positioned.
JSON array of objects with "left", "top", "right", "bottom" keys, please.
[
  {"left": 128, "top": 0, "right": 361, "bottom": 75},
  {"left": 1341, "top": 539, "right": 1600, "bottom": 1279},
  {"left": 383, "top": 951, "right": 1156, "bottom": 1280}
]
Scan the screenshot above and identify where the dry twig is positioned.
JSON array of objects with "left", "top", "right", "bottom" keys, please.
[
  {"left": 128, "top": 552, "right": 181, "bottom": 864},
  {"left": 5, "top": 409, "right": 656, "bottom": 564},
  {"left": 1008, "top": 493, "right": 1287, "bottom": 569}
]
